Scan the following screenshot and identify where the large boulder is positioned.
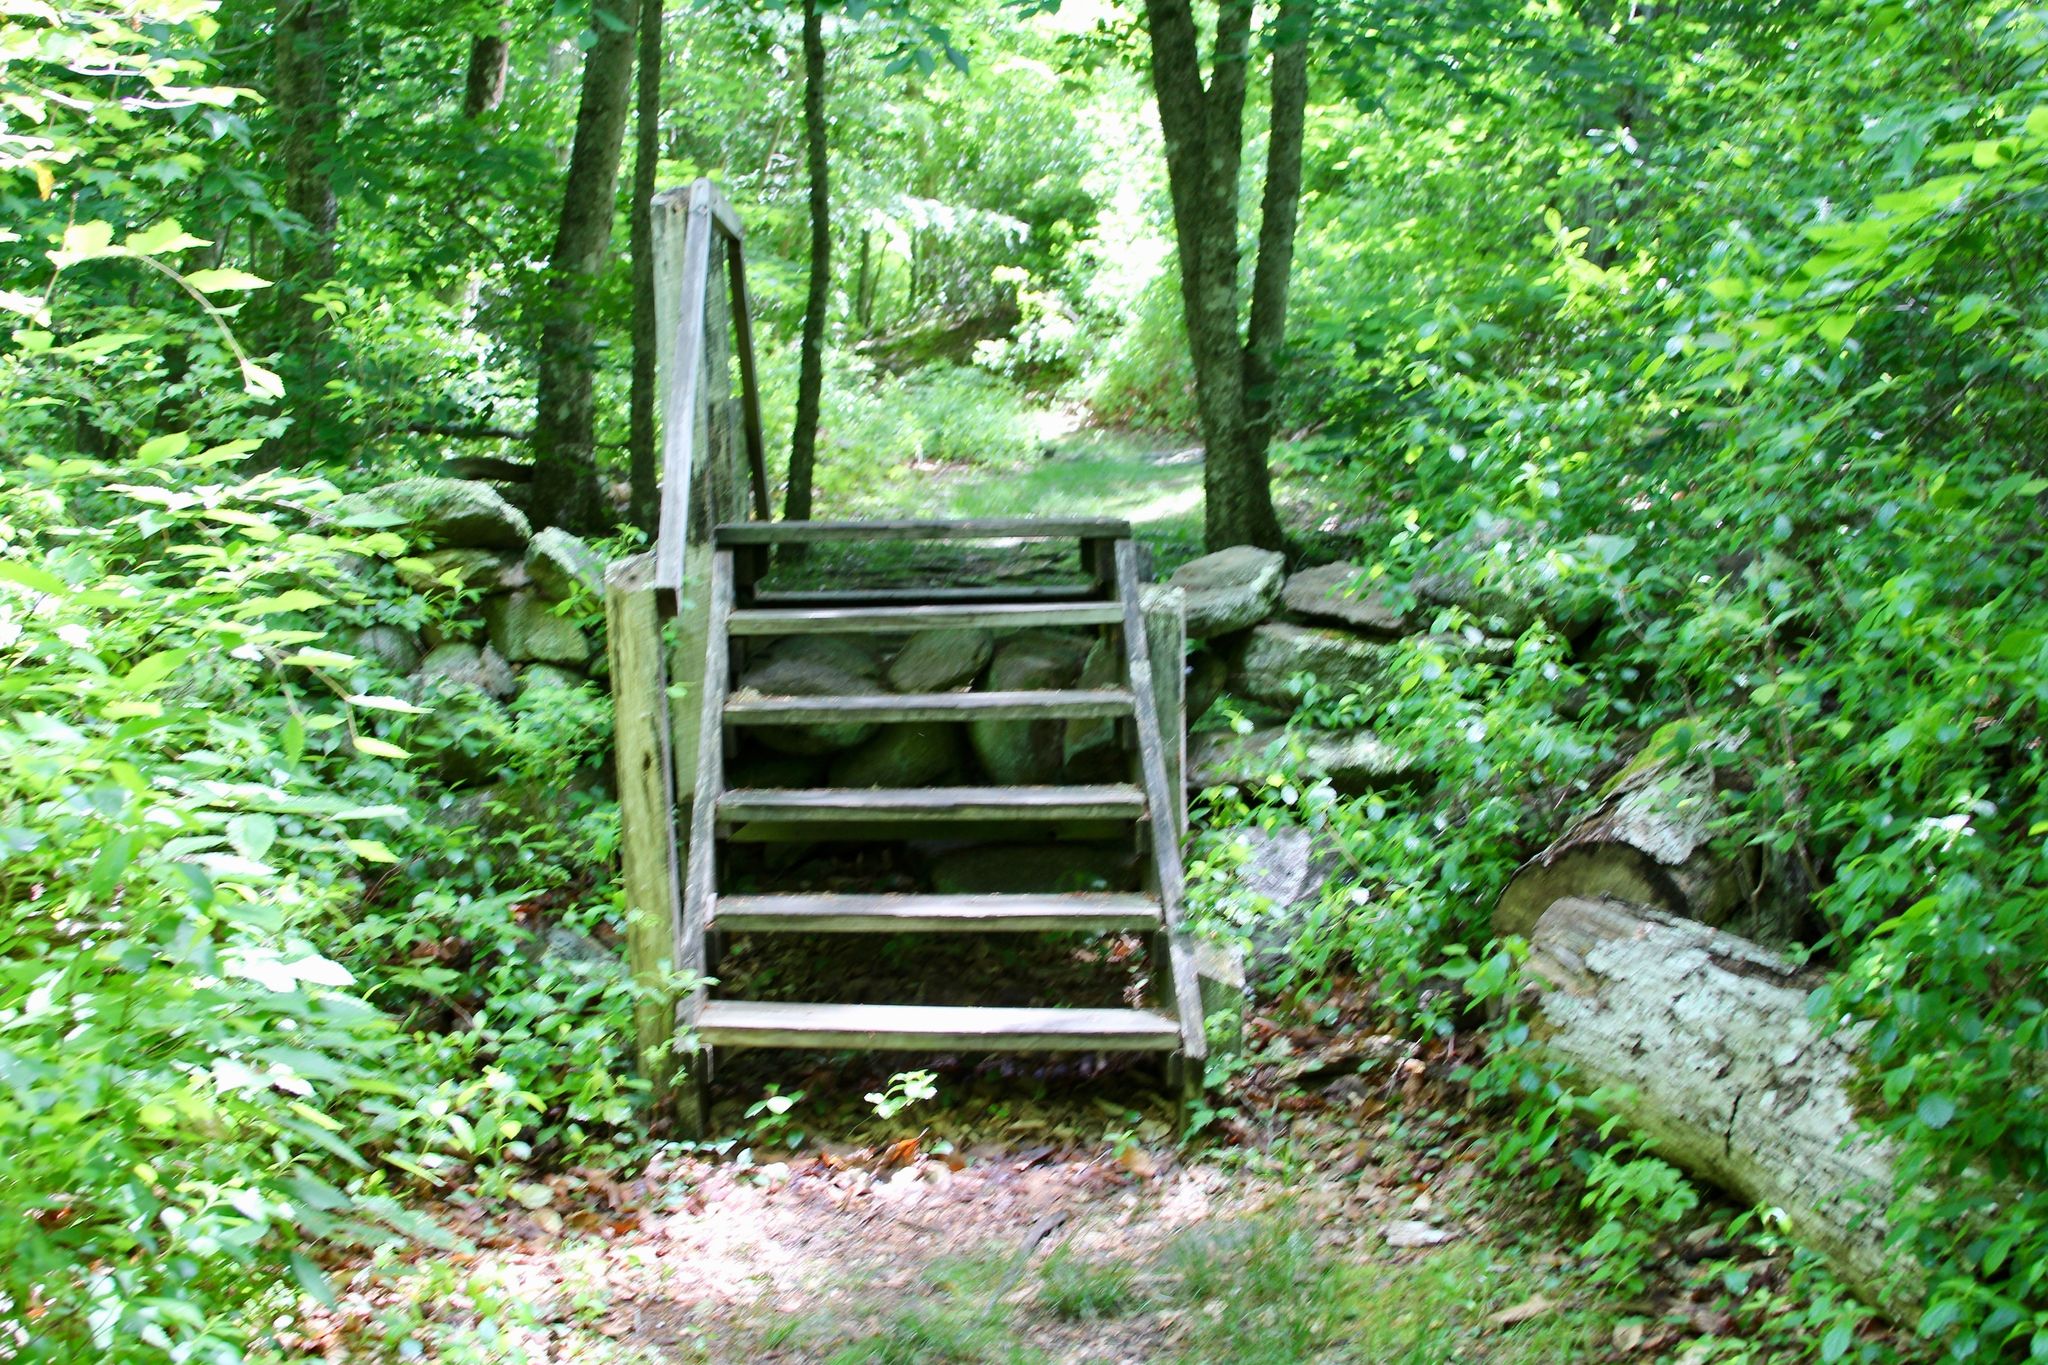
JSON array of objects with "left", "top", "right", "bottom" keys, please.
[
  {"left": 414, "top": 642, "right": 518, "bottom": 701},
  {"left": 1280, "top": 562, "right": 1414, "bottom": 636},
  {"left": 733, "top": 637, "right": 886, "bottom": 755},
  {"left": 397, "top": 547, "right": 528, "bottom": 595},
  {"left": 1189, "top": 725, "right": 1425, "bottom": 795},
  {"left": 1411, "top": 513, "right": 1622, "bottom": 641},
  {"left": 1231, "top": 624, "right": 1511, "bottom": 707},
  {"left": 525, "top": 527, "right": 606, "bottom": 602},
  {"left": 829, "top": 724, "right": 960, "bottom": 788},
  {"left": 886, "top": 627, "right": 992, "bottom": 693},
  {"left": 347, "top": 624, "right": 422, "bottom": 676},
  {"left": 1231, "top": 624, "right": 1404, "bottom": 707},
  {"left": 485, "top": 591, "right": 591, "bottom": 665},
  {"left": 1166, "top": 546, "right": 1285, "bottom": 639},
  {"left": 929, "top": 842, "right": 1136, "bottom": 895},
  {"left": 968, "top": 630, "right": 1092, "bottom": 783},
  {"left": 1198, "top": 825, "right": 1344, "bottom": 974},
  {"left": 332, "top": 477, "right": 531, "bottom": 551},
  {"left": 1061, "top": 638, "right": 1125, "bottom": 782}
]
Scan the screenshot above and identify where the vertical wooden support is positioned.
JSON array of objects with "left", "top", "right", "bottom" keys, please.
[
  {"left": 605, "top": 551, "right": 685, "bottom": 1111},
  {"left": 1114, "top": 539, "right": 1207, "bottom": 1072},
  {"left": 1140, "top": 585, "right": 1188, "bottom": 838}
]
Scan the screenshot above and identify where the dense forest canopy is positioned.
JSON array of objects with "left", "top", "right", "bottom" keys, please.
[{"left": 4, "top": 0, "right": 2047, "bottom": 1358}]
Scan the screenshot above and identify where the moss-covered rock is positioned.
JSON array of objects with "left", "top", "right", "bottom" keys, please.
[{"left": 332, "top": 477, "right": 531, "bottom": 551}]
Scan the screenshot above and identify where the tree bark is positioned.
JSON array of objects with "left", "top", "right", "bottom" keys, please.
[
  {"left": 462, "top": 24, "right": 510, "bottom": 118},
  {"left": 1493, "top": 742, "right": 1761, "bottom": 940},
  {"left": 529, "top": 0, "right": 644, "bottom": 534},
  {"left": 626, "top": 0, "right": 663, "bottom": 532},
  {"left": 1140, "top": 0, "right": 1292, "bottom": 553},
  {"left": 273, "top": 0, "right": 348, "bottom": 463},
  {"left": 1520, "top": 896, "right": 1917, "bottom": 1311},
  {"left": 783, "top": 0, "right": 829, "bottom": 527}
]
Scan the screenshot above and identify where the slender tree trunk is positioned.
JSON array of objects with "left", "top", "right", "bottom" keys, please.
[
  {"left": 626, "top": 0, "right": 663, "bottom": 533},
  {"left": 529, "top": 0, "right": 644, "bottom": 534},
  {"left": 1244, "top": 0, "right": 1309, "bottom": 454},
  {"left": 273, "top": 0, "right": 348, "bottom": 463},
  {"left": 1140, "top": 0, "right": 1294, "bottom": 553},
  {"left": 462, "top": 22, "right": 510, "bottom": 118},
  {"left": 783, "top": 0, "right": 829, "bottom": 525}
]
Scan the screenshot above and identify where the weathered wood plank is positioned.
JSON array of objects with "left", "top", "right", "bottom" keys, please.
[
  {"left": 728, "top": 601, "right": 1123, "bottom": 635},
  {"left": 724, "top": 689, "right": 1134, "bottom": 725},
  {"left": 715, "top": 517, "right": 1131, "bottom": 545},
  {"left": 678, "top": 551, "right": 736, "bottom": 1034},
  {"left": 718, "top": 784, "right": 1145, "bottom": 823},
  {"left": 1141, "top": 585, "right": 1188, "bottom": 838},
  {"left": 1115, "top": 539, "right": 1206, "bottom": 1064},
  {"left": 604, "top": 552, "right": 684, "bottom": 1105},
  {"left": 697, "top": 1000, "right": 1181, "bottom": 1051},
  {"left": 713, "top": 892, "right": 1160, "bottom": 933},
  {"left": 747, "top": 584, "right": 1099, "bottom": 606}
]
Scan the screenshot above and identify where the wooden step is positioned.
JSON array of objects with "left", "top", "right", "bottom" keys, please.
[
  {"left": 747, "top": 584, "right": 1100, "bottom": 606},
  {"left": 725, "top": 688, "right": 1134, "bottom": 725},
  {"left": 714, "top": 892, "right": 1160, "bottom": 933},
  {"left": 717, "top": 784, "right": 1146, "bottom": 824},
  {"left": 697, "top": 1000, "right": 1181, "bottom": 1051},
  {"left": 726, "top": 601, "right": 1124, "bottom": 635},
  {"left": 716, "top": 517, "right": 1129, "bottom": 546}
]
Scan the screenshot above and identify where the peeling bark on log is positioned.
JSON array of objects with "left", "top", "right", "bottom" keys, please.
[
  {"left": 1522, "top": 896, "right": 1914, "bottom": 1310},
  {"left": 1494, "top": 746, "right": 1756, "bottom": 939}
]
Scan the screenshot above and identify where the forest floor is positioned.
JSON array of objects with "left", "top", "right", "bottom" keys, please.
[{"left": 292, "top": 418, "right": 1818, "bottom": 1363}]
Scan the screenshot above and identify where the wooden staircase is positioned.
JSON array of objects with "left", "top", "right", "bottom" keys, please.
[
  {"left": 668, "top": 517, "right": 1205, "bottom": 1130},
  {"left": 601, "top": 183, "right": 1203, "bottom": 1135}
]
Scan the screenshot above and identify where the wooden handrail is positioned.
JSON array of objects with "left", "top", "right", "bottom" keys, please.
[{"left": 653, "top": 179, "right": 770, "bottom": 593}]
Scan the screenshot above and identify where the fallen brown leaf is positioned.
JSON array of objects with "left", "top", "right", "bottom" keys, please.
[{"left": 1490, "top": 1294, "right": 1556, "bottom": 1327}]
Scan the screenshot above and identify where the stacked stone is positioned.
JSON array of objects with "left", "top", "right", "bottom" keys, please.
[{"left": 333, "top": 477, "right": 607, "bottom": 787}]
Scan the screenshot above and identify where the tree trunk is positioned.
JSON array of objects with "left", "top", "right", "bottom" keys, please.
[
  {"left": 784, "top": 0, "right": 829, "bottom": 527},
  {"left": 1140, "top": 0, "right": 1290, "bottom": 554},
  {"left": 1493, "top": 741, "right": 1761, "bottom": 940},
  {"left": 273, "top": 0, "right": 348, "bottom": 463},
  {"left": 462, "top": 23, "right": 510, "bottom": 118},
  {"left": 1520, "top": 896, "right": 1917, "bottom": 1311},
  {"left": 1244, "top": 0, "right": 1308, "bottom": 455},
  {"left": 626, "top": 0, "right": 663, "bottom": 533},
  {"left": 529, "top": 0, "right": 644, "bottom": 534}
]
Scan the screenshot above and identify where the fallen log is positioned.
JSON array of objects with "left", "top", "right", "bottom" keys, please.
[
  {"left": 1521, "top": 895, "right": 1915, "bottom": 1309},
  {"left": 1494, "top": 740, "right": 1758, "bottom": 939}
]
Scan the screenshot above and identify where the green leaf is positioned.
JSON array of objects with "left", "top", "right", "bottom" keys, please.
[
  {"left": 1917, "top": 1094, "right": 1957, "bottom": 1129},
  {"left": 228, "top": 814, "right": 278, "bottom": 861},
  {"left": 346, "top": 693, "right": 429, "bottom": 714},
  {"left": 344, "top": 838, "right": 398, "bottom": 863},
  {"left": 351, "top": 735, "right": 410, "bottom": 760},
  {"left": 0, "top": 560, "right": 68, "bottom": 595},
  {"left": 290, "top": 1253, "right": 339, "bottom": 1308},
  {"left": 136, "top": 432, "right": 191, "bottom": 464},
  {"left": 49, "top": 219, "right": 120, "bottom": 267},
  {"left": 124, "top": 220, "right": 209, "bottom": 256},
  {"left": 1821, "top": 1323, "right": 1853, "bottom": 1362},
  {"left": 183, "top": 267, "right": 269, "bottom": 293}
]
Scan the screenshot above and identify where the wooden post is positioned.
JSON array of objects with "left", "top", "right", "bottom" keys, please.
[
  {"left": 605, "top": 551, "right": 684, "bottom": 1109},
  {"left": 1140, "top": 585, "right": 1188, "bottom": 838}
]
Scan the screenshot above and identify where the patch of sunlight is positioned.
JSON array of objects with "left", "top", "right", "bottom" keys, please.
[{"left": 1117, "top": 481, "right": 1202, "bottom": 527}]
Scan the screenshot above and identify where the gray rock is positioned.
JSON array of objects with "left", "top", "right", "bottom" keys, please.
[
  {"left": 516, "top": 663, "right": 587, "bottom": 697},
  {"left": 886, "top": 628, "right": 992, "bottom": 693},
  {"left": 968, "top": 630, "right": 1092, "bottom": 783},
  {"left": 543, "top": 925, "right": 616, "bottom": 969},
  {"left": 1062, "top": 638, "right": 1124, "bottom": 782},
  {"left": 1231, "top": 624, "right": 1404, "bottom": 707},
  {"left": 1206, "top": 825, "right": 1346, "bottom": 974},
  {"left": 1411, "top": 514, "right": 1619, "bottom": 641},
  {"left": 734, "top": 637, "right": 885, "bottom": 755},
  {"left": 331, "top": 477, "right": 531, "bottom": 551},
  {"left": 1281, "top": 562, "right": 1414, "bottom": 636},
  {"left": 1187, "top": 650, "right": 1228, "bottom": 726},
  {"left": 422, "top": 616, "right": 483, "bottom": 649},
  {"left": 484, "top": 591, "right": 591, "bottom": 665},
  {"left": 348, "top": 625, "right": 422, "bottom": 676},
  {"left": 399, "top": 547, "right": 528, "bottom": 595},
  {"left": 1167, "top": 546, "right": 1286, "bottom": 638},
  {"left": 829, "top": 724, "right": 960, "bottom": 788},
  {"left": 929, "top": 843, "right": 1136, "bottom": 895},
  {"left": 1196, "top": 939, "right": 1249, "bottom": 1054},
  {"left": 525, "top": 527, "right": 606, "bottom": 602},
  {"left": 415, "top": 642, "right": 518, "bottom": 700},
  {"left": 1189, "top": 725, "right": 1426, "bottom": 795}
]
